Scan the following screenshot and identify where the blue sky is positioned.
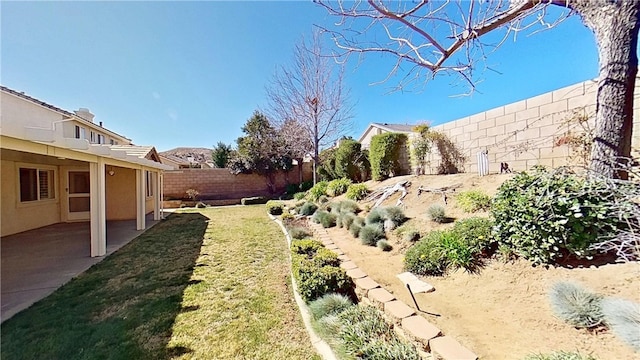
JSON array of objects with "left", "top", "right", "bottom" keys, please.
[{"left": 2, "top": 1, "right": 600, "bottom": 152}]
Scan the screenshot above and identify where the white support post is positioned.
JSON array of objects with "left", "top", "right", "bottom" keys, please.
[
  {"left": 136, "top": 169, "right": 146, "bottom": 230},
  {"left": 90, "top": 158, "right": 107, "bottom": 257},
  {"left": 153, "top": 171, "right": 161, "bottom": 221}
]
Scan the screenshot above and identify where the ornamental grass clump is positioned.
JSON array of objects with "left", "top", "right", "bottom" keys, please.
[
  {"left": 381, "top": 206, "right": 406, "bottom": 226},
  {"left": 298, "top": 202, "right": 318, "bottom": 216},
  {"left": 313, "top": 210, "right": 337, "bottom": 228},
  {"left": 341, "top": 212, "right": 356, "bottom": 229},
  {"left": 548, "top": 282, "right": 604, "bottom": 329},
  {"left": 345, "top": 183, "right": 369, "bottom": 201},
  {"left": 308, "top": 293, "right": 353, "bottom": 320},
  {"left": 601, "top": 297, "right": 640, "bottom": 352},
  {"left": 377, "top": 239, "right": 392, "bottom": 252},
  {"left": 349, "top": 221, "right": 362, "bottom": 238},
  {"left": 289, "top": 226, "right": 312, "bottom": 240},
  {"left": 427, "top": 204, "right": 447, "bottom": 223},
  {"left": 327, "top": 178, "right": 352, "bottom": 197},
  {"left": 365, "top": 207, "right": 385, "bottom": 225},
  {"left": 359, "top": 224, "right": 385, "bottom": 246},
  {"left": 456, "top": 189, "right": 491, "bottom": 213}
]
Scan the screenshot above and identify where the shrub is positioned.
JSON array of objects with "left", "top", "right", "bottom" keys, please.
[
  {"left": 404, "top": 235, "right": 447, "bottom": 276},
  {"left": 338, "top": 200, "right": 360, "bottom": 214},
  {"left": 300, "top": 180, "right": 314, "bottom": 192},
  {"left": 403, "top": 230, "right": 421, "bottom": 242},
  {"left": 341, "top": 212, "right": 356, "bottom": 229},
  {"left": 523, "top": 352, "right": 597, "bottom": 360},
  {"left": 291, "top": 239, "right": 323, "bottom": 256},
  {"left": 285, "top": 183, "right": 299, "bottom": 195},
  {"left": 241, "top": 196, "right": 267, "bottom": 205},
  {"left": 366, "top": 207, "right": 385, "bottom": 225},
  {"left": 313, "top": 210, "right": 337, "bottom": 228},
  {"left": 427, "top": 204, "right": 446, "bottom": 223},
  {"left": 299, "top": 202, "right": 318, "bottom": 216},
  {"left": 377, "top": 240, "right": 392, "bottom": 251},
  {"left": 360, "top": 224, "right": 386, "bottom": 246},
  {"left": 369, "top": 132, "right": 408, "bottom": 181},
  {"left": 334, "top": 139, "right": 370, "bottom": 182},
  {"left": 349, "top": 222, "right": 362, "bottom": 238},
  {"left": 308, "top": 181, "right": 329, "bottom": 202},
  {"left": 382, "top": 206, "right": 406, "bottom": 226},
  {"left": 289, "top": 226, "right": 312, "bottom": 240},
  {"left": 457, "top": 189, "right": 491, "bottom": 213},
  {"left": 295, "top": 263, "right": 354, "bottom": 302},
  {"left": 293, "top": 192, "right": 306, "bottom": 200},
  {"left": 265, "top": 200, "right": 284, "bottom": 215},
  {"left": 404, "top": 230, "right": 479, "bottom": 275},
  {"left": 308, "top": 293, "right": 353, "bottom": 320},
  {"left": 327, "top": 178, "right": 352, "bottom": 197},
  {"left": 601, "top": 297, "right": 640, "bottom": 352},
  {"left": 345, "top": 183, "right": 370, "bottom": 201},
  {"left": 549, "top": 282, "right": 604, "bottom": 328},
  {"left": 491, "top": 167, "right": 633, "bottom": 265},
  {"left": 314, "top": 248, "right": 341, "bottom": 267},
  {"left": 452, "top": 217, "right": 494, "bottom": 254}
]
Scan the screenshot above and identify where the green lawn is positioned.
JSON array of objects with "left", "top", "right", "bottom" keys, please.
[{"left": 1, "top": 206, "right": 319, "bottom": 360}]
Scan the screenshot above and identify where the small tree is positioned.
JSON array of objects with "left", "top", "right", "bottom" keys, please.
[
  {"left": 228, "top": 111, "right": 293, "bottom": 193},
  {"left": 334, "top": 138, "right": 370, "bottom": 182},
  {"left": 211, "top": 141, "right": 233, "bottom": 168}
]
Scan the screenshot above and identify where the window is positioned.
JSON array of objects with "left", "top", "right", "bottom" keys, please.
[
  {"left": 75, "top": 126, "right": 86, "bottom": 139},
  {"left": 19, "top": 167, "right": 55, "bottom": 202},
  {"left": 145, "top": 171, "right": 154, "bottom": 197},
  {"left": 97, "top": 134, "right": 104, "bottom": 144},
  {"left": 90, "top": 131, "right": 96, "bottom": 143},
  {"left": 110, "top": 139, "right": 115, "bottom": 145}
]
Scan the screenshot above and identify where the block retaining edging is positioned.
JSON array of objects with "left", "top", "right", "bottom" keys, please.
[{"left": 310, "top": 222, "right": 478, "bottom": 360}]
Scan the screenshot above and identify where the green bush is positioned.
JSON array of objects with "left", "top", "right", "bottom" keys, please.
[
  {"left": 601, "top": 297, "right": 640, "bottom": 352},
  {"left": 369, "top": 133, "right": 408, "bottom": 181},
  {"left": 241, "top": 196, "right": 268, "bottom": 205},
  {"left": 377, "top": 240, "right": 392, "bottom": 251},
  {"left": 327, "top": 178, "right": 352, "bottom": 197},
  {"left": 456, "top": 189, "right": 492, "bottom": 213},
  {"left": 295, "top": 263, "right": 354, "bottom": 302},
  {"left": 491, "top": 167, "right": 633, "bottom": 265},
  {"left": 404, "top": 230, "right": 480, "bottom": 275},
  {"left": 289, "top": 226, "right": 312, "bottom": 240},
  {"left": 360, "top": 224, "right": 385, "bottom": 246},
  {"left": 291, "top": 239, "right": 323, "bottom": 256},
  {"left": 313, "top": 210, "right": 337, "bottom": 228},
  {"left": 427, "top": 204, "right": 446, "bottom": 223},
  {"left": 308, "top": 293, "right": 353, "bottom": 320},
  {"left": 334, "top": 139, "right": 370, "bottom": 182},
  {"left": 523, "top": 352, "right": 597, "bottom": 360},
  {"left": 308, "top": 181, "right": 329, "bottom": 202},
  {"left": 300, "top": 180, "right": 314, "bottom": 192},
  {"left": 299, "top": 202, "right": 318, "bottom": 216},
  {"left": 285, "top": 183, "right": 299, "bottom": 195},
  {"left": 314, "top": 248, "right": 340, "bottom": 267},
  {"left": 549, "top": 282, "right": 604, "bottom": 328},
  {"left": 345, "top": 183, "right": 370, "bottom": 201},
  {"left": 293, "top": 192, "right": 306, "bottom": 200},
  {"left": 404, "top": 235, "right": 447, "bottom": 276},
  {"left": 452, "top": 217, "right": 494, "bottom": 254},
  {"left": 265, "top": 200, "right": 284, "bottom": 215}
]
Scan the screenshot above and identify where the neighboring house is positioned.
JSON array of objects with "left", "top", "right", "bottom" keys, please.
[
  {"left": 0, "top": 86, "right": 173, "bottom": 257},
  {"left": 159, "top": 147, "right": 214, "bottom": 169},
  {"left": 358, "top": 123, "right": 416, "bottom": 150}
]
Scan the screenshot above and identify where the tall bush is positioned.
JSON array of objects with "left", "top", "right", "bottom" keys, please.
[
  {"left": 335, "top": 139, "right": 370, "bottom": 182},
  {"left": 345, "top": 183, "right": 369, "bottom": 201},
  {"left": 369, "top": 133, "right": 408, "bottom": 181},
  {"left": 492, "top": 167, "right": 633, "bottom": 265}
]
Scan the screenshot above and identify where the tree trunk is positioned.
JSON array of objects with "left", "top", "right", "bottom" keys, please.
[{"left": 572, "top": 1, "right": 640, "bottom": 179}]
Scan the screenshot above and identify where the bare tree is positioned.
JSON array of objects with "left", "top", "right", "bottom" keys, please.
[
  {"left": 314, "top": 0, "right": 639, "bottom": 179},
  {"left": 265, "top": 31, "right": 354, "bottom": 184}
]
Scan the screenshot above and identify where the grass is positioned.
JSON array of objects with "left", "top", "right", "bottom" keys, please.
[{"left": 1, "top": 207, "right": 319, "bottom": 360}]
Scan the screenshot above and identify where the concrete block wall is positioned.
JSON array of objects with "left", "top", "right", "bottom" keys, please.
[
  {"left": 423, "top": 79, "right": 640, "bottom": 174},
  {"left": 163, "top": 162, "right": 313, "bottom": 200}
]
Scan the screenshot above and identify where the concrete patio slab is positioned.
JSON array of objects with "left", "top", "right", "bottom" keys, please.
[{"left": 1, "top": 212, "right": 164, "bottom": 322}]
